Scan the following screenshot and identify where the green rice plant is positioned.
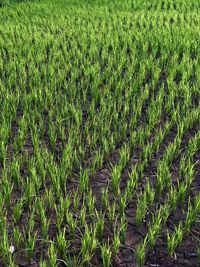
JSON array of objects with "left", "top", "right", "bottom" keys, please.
[
  {"left": 13, "top": 199, "right": 23, "bottom": 223},
  {"left": 113, "top": 231, "right": 120, "bottom": 256},
  {"left": 36, "top": 154, "right": 47, "bottom": 185},
  {"left": 81, "top": 225, "right": 97, "bottom": 264},
  {"left": 101, "top": 187, "right": 109, "bottom": 211},
  {"left": 119, "top": 216, "right": 127, "bottom": 244},
  {"left": 87, "top": 189, "right": 95, "bottom": 214},
  {"left": 66, "top": 212, "right": 76, "bottom": 236},
  {"left": 119, "top": 144, "right": 130, "bottom": 169},
  {"left": 152, "top": 121, "right": 171, "bottom": 154},
  {"left": 156, "top": 160, "right": 172, "bottom": 196},
  {"left": 179, "top": 157, "right": 196, "bottom": 187},
  {"left": 30, "top": 166, "right": 42, "bottom": 194},
  {"left": 60, "top": 195, "right": 71, "bottom": 219},
  {"left": 100, "top": 242, "right": 112, "bottom": 267},
  {"left": 61, "top": 143, "right": 73, "bottom": 171},
  {"left": 79, "top": 168, "right": 89, "bottom": 196},
  {"left": 102, "top": 138, "right": 109, "bottom": 160},
  {"left": 185, "top": 161, "right": 196, "bottom": 187},
  {"left": 48, "top": 243, "right": 58, "bottom": 267},
  {"left": 110, "top": 164, "right": 122, "bottom": 197},
  {"left": 22, "top": 178, "right": 36, "bottom": 208},
  {"left": 10, "top": 158, "right": 21, "bottom": 187},
  {"left": 27, "top": 210, "right": 36, "bottom": 234},
  {"left": 144, "top": 179, "right": 155, "bottom": 207},
  {"left": 125, "top": 174, "right": 138, "bottom": 201},
  {"left": 167, "top": 222, "right": 183, "bottom": 257},
  {"left": 0, "top": 228, "right": 9, "bottom": 263},
  {"left": 13, "top": 226, "right": 21, "bottom": 250},
  {"left": 8, "top": 254, "right": 15, "bottom": 267},
  {"left": 0, "top": 216, "right": 6, "bottom": 235},
  {"left": 135, "top": 192, "right": 147, "bottom": 229},
  {"left": 80, "top": 205, "right": 86, "bottom": 225},
  {"left": 56, "top": 228, "right": 70, "bottom": 259},
  {"left": 31, "top": 130, "right": 39, "bottom": 155},
  {"left": 108, "top": 201, "right": 116, "bottom": 225},
  {"left": 54, "top": 204, "right": 64, "bottom": 230},
  {"left": 141, "top": 142, "right": 153, "bottom": 164},
  {"left": 61, "top": 254, "right": 81, "bottom": 267},
  {"left": 41, "top": 215, "right": 50, "bottom": 242},
  {"left": 159, "top": 203, "right": 171, "bottom": 223},
  {"left": 119, "top": 192, "right": 127, "bottom": 217},
  {"left": 14, "top": 116, "right": 27, "bottom": 152},
  {"left": 164, "top": 142, "right": 179, "bottom": 166},
  {"left": 185, "top": 198, "right": 197, "bottom": 233},
  {"left": 60, "top": 141, "right": 73, "bottom": 182},
  {"left": 91, "top": 149, "right": 104, "bottom": 174},
  {"left": 177, "top": 181, "right": 187, "bottom": 205},
  {"left": 95, "top": 210, "right": 104, "bottom": 242},
  {"left": 0, "top": 141, "right": 7, "bottom": 166},
  {"left": 135, "top": 238, "right": 147, "bottom": 267},
  {"left": 1, "top": 179, "right": 13, "bottom": 206},
  {"left": 127, "top": 166, "right": 138, "bottom": 184},
  {"left": 48, "top": 164, "right": 62, "bottom": 201},
  {"left": 48, "top": 121, "right": 57, "bottom": 153},
  {"left": 136, "top": 127, "right": 147, "bottom": 147},
  {"left": 39, "top": 259, "right": 48, "bottom": 267},
  {"left": 184, "top": 194, "right": 200, "bottom": 234},
  {"left": 130, "top": 130, "right": 137, "bottom": 150},
  {"left": 147, "top": 216, "right": 162, "bottom": 249},
  {"left": 44, "top": 187, "right": 54, "bottom": 210},
  {"left": 194, "top": 194, "right": 200, "bottom": 215},
  {"left": 24, "top": 230, "right": 37, "bottom": 264},
  {"left": 73, "top": 190, "right": 81, "bottom": 211},
  {"left": 186, "top": 132, "right": 200, "bottom": 160},
  {"left": 168, "top": 186, "right": 178, "bottom": 211}
]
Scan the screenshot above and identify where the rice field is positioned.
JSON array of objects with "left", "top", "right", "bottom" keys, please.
[{"left": 0, "top": 0, "right": 200, "bottom": 266}]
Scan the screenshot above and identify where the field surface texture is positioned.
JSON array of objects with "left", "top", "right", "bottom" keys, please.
[{"left": 0, "top": 0, "right": 200, "bottom": 266}]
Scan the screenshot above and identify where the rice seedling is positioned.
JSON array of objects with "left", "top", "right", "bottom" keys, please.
[
  {"left": 0, "top": 228, "right": 9, "bottom": 264},
  {"left": 167, "top": 222, "right": 183, "bottom": 257},
  {"left": 119, "top": 216, "right": 127, "bottom": 244},
  {"left": 95, "top": 210, "right": 104, "bottom": 242},
  {"left": 66, "top": 212, "right": 77, "bottom": 236},
  {"left": 110, "top": 164, "right": 122, "bottom": 197},
  {"left": 100, "top": 242, "right": 112, "bottom": 267},
  {"left": 101, "top": 187, "right": 109, "bottom": 211},
  {"left": 56, "top": 228, "right": 70, "bottom": 259},
  {"left": 0, "top": 0, "right": 200, "bottom": 266},
  {"left": 13, "top": 199, "right": 24, "bottom": 224},
  {"left": 24, "top": 230, "right": 37, "bottom": 264},
  {"left": 81, "top": 224, "right": 97, "bottom": 264},
  {"left": 135, "top": 237, "right": 148, "bottom": 267},
  {"left": 48, "top": 242, "right": 58, "bottom": 267},
  {"left": 113, "top": 231, "right": 120, "bottom": 256},
  {"left": 135, "top": 192, "right": 147, "bottom": 229},
  {"left": 13, "top": 227, "right": 21, "bottom": 251}
]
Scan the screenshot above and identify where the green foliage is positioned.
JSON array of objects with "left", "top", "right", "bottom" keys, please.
[{"left": 0, "top": 0, "right": 200, "bottom": 266}]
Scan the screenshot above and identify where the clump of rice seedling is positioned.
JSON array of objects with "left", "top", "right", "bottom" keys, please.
[
  {"left": 167, "top": 222, "right": 183, "bottom": 257},
  {"left": 100, "top": 242, "right": 112, "bottom": 267}
]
